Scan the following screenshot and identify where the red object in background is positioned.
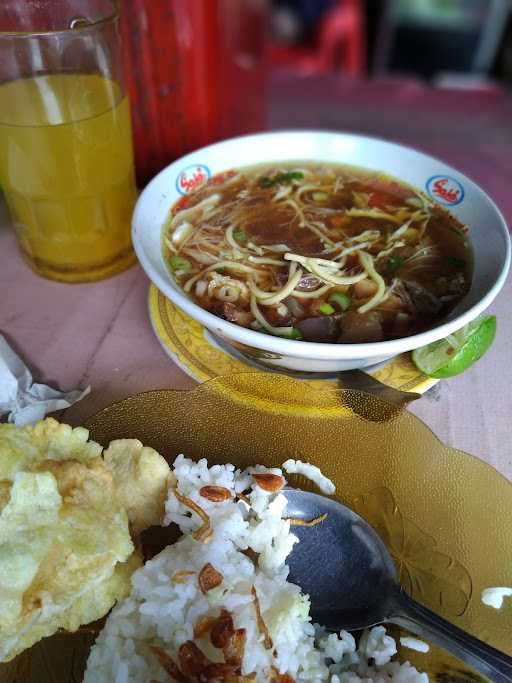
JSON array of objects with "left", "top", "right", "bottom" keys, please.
[
  {"left": 120, "top": 0, "right": 267, "bottom": 186},
  {"left": 268, "top": 0, "right": 365, "bottom": 77}
]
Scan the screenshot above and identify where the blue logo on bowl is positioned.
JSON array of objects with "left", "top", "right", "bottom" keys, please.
[
  {"left": 176, "top": 164, "right": 211, "bottom": 196},
  {"left": 426, "top": 175, "right": 464, "bottom": 206}
]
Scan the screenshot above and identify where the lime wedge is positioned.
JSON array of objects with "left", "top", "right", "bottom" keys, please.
[{"left": 412, "top": 315, "right": 497, "bottom": 378}]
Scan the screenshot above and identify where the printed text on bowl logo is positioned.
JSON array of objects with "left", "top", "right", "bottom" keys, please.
[
  {"left": 176, "top": 164, "right": 211, "bottom": 195},
  {"left": 426, "top": 175, "right": 464, "bottom": 206}
]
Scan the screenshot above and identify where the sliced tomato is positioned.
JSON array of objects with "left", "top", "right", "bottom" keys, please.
[
  {"left": 367, "top": 179, "right": 412, "bottom": 209},
  {"left": 330, "top": 214, "right": 349, "bottom": 228},
  {"left": 208, "top": 169, "right": 237, "bottom": 186},
  {"left": 368, "top": 191, "right": 401, "bottom": 209},
  {"left": 173, "top": 194, "right": 193, "bottom": 214}
]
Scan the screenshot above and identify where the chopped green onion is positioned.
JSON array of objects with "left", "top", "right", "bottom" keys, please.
[
  {"left": 259, "top": 171, "right": 304, "bottom": 188},
  {"left": 386, "top": 255, "right": 404, "bottom": 274},
  {"left": 319, "top": 302, "right": 335, "bottom": 315},
  {"left": 282, "top": 328, "right": 302, "bottom": 340},
  {"left": 312, "top": 191, "right": 329, "bottom": 202},
  {"left": 405, "top": 196, "right": 423, "bottom": 208},
  {"left": 169, "top": 255, "right": 192, "bottom": 272},
  {"left": 233, "top": 229, "right": 248, "bottom": 243},
  {"left": 329, "top": 292, "right": 351, "bottom": 311},
  {"left": 446, "top": 255, "right": 466, "bottom": 269}
]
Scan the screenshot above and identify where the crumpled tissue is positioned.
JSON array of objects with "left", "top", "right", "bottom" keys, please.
[{"left": 0, "top": 334, "right": 90, "bottom": 426}]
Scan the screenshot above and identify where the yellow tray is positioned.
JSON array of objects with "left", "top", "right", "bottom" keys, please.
[{"left": 148, "top": 285, "right": 438, "bottom": 394}]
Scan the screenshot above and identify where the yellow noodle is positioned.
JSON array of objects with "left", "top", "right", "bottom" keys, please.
[
  {"left": 291, "top": 284, "right": 332, "bottom": 298},
  {"left": 184, "top": 261, "right": 260, "bottom": 293},
  {"left": 309, "top": 263, "right": 367, "bottom": 286},
  {"left": 251, "top": 265, "right": 303, "bottom": 306},
  {"left": 250, "top": 295, "right": 295, "bottom": 336},
  {"left": 248, "top": 256, "right": 286, "bottom": 266}
]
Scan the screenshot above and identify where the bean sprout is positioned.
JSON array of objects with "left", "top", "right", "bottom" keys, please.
[{"left": 357, "top": 252, "right": 387, "bottom": 313}]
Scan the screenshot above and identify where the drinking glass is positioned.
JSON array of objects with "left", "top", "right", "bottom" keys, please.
[{"left": 0, "top": 0, "right": 137, "bottom": 282}]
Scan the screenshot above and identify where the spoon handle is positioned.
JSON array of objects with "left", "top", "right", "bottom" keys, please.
[{"left": 389, "top": 588, "right": 512, "bottom": 683}]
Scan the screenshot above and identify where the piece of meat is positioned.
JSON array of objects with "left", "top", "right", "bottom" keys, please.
[
  {"left": 295, "top": 274, "right": 322, "bottom": 292},
  {"left": 392, "top": 312, "right": 413, "bottom": 337},
  {"left": 403, "top": 281, "right": 442, "bottom": 317},
  {"left": 273, "top": 268, "right": 291, "bottom": 289},
  {"left": 211, "top": 302, "right": 253, "bottom": 327},
  {"left": 297, "top": 315, "right": 339, "bottom": 342},
  {"left": 283, "top": 296, "right": 304, "bottom": 319},
  {"left": 377, "top": 295, "right": 407, "bottom": 312},
  {"left": 338, "top": 311, "right": 383, "bottom": 343},
  {"left": 264, "top": 306, "right": 293, "bottom": 327},
  {"left": 391, "top": 280, "right": 414, "bottom": 313},
  {"left": 353, "top": 280, "right": 378, "bottom": 299}
]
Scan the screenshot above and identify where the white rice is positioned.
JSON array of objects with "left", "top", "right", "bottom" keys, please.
[
  {"left": 481, "top": 587, "right": 512, "bottom": 610},
  {"left": 282, "top": 459, "right": 336, "bottom": 496},
  {"left": 84, "top": 456, "right": 428, "bottom": 683}
]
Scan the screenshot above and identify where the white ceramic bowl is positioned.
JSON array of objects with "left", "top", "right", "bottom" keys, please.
[{"left": 132, "top": 131, "right": 510, "bottom": 372}]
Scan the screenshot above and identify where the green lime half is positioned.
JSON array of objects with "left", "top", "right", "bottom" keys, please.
[{"left": 412, "top": 315, "right": 497, "bottom": 378}]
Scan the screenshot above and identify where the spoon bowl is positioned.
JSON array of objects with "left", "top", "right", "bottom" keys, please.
[
  {"left": 284, "top": 489, "right": 512, "bottom": 683},
  {"left": 284, "top": 489, "right": 396, "bottom": 631}
]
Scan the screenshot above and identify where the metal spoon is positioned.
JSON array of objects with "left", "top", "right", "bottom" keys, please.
[{"left": 284, "top": 489, "right": 512, "bottom": 683}]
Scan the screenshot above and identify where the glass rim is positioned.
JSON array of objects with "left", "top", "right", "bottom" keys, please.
[{"left": 0, "top": 0, "right": 118, "bottom": 38}]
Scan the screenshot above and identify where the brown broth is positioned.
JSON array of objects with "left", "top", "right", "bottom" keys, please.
[{"left": 164, "top": 162, "right": 472, "bottom": 343}]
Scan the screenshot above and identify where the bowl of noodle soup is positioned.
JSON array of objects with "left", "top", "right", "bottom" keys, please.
[{"left": 133, "top": 131, "right": 510, "bottom": 372}]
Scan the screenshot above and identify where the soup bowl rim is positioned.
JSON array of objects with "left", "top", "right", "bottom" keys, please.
[{"left": 132, "top": 129, "right": 511, "bottom": 362}]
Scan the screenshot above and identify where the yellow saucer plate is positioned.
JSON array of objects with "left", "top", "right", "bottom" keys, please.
[{"left": 148, "top": 285, "right": 438, "bottom": 394}]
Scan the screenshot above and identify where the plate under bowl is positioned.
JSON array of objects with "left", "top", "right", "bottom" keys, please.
[
  {"left": 132, "top": 130, "right": 510, "bottom": 372},
  {"left": 148, "top": 283, "right": 439, "bottom": 395}
]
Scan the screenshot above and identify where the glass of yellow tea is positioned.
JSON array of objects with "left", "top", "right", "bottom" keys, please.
[{"left": 0, "top": 0, "right": 137, "bottom": 282}]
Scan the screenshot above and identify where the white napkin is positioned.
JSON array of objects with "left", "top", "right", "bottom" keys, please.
[{"left": 0, "top": 334, "right": 90, "bottom": 426}]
